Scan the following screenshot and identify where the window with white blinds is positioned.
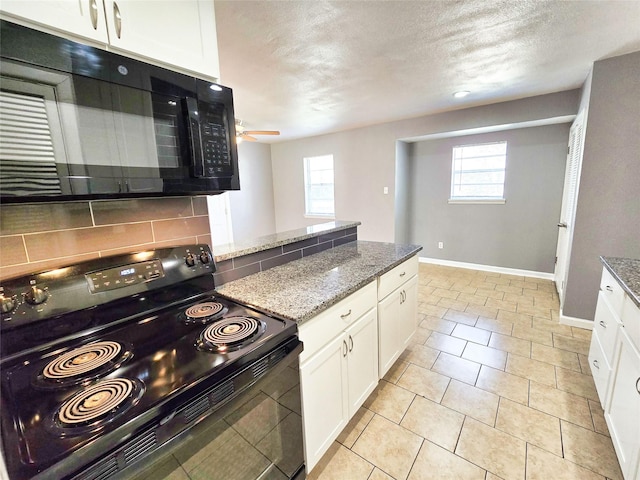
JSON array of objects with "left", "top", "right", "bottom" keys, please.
[
  {"left": 304, "top": 154, "right": 335, "bottom": 217},
  {"left": 0, "top": 87, "right": 62, "bottom": 196},
  {"left": 450, "top": 141, "right": 507, "bottom": 203}
]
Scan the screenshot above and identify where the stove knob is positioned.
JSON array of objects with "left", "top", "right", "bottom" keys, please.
[
  {"left": 25, "top": 285, "right": 48, "bottom": 305},
  {"left": 1, "top": 295, "right": 17, "bottom": 314},
  {"left": 185, "top": 253, "right": 196, "bottom": 267},
  {"left": 199, "top": 252, "right": 211, "bottom": 264}
]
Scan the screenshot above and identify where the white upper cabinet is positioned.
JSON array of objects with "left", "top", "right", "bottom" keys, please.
[
  {"left": 102, "top": 0, "right": 219, "bottom": 80},
  {"left": 0, "top": 0, "right": 220, "bottom": 80},
  {"left": 0, "top": 0, "right": 109, "bottom": 43}
]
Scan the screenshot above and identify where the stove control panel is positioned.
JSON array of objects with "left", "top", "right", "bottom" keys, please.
[
  {"left": 0, "top": 244, "right": 216, "bottom": 330},
  {"left": 86, "top": 260, "right": 165, "bottom": 293}
]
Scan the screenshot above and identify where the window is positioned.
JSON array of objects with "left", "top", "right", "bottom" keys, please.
[
  {"left": 450, "top": 141, "right": 507, "bottom": 203},
  {"left": 304, "top": 154, "right": 335, "bottom": 217}
]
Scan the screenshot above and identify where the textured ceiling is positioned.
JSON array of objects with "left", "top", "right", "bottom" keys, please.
[{"left": 214, "top": 0, "right": 640, "bottom": 142}]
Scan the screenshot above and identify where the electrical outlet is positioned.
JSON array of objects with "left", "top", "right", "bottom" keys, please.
[
  {"left": 438, "top": 242, "right": 444, "bottom": 249},
  {"left": 383, "top": 187, "right": 389, "bottom": 194}
]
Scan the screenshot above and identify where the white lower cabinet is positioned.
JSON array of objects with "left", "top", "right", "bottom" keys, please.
[
  {"left": 605, "top": 327, "right": 640, "bottom": 480},
  {"left": 298, "top": 282, "right": 378, "bottom": 472},
  {"left": 378, "top": 257, "right": 419, "bottom": 378},
  {"left": 589, "top": 266, "right": 640, "bottom": 480}
]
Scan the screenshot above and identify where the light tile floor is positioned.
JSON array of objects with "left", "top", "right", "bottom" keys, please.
[{"left": 308, "top": 263, "right": 623, "bottom": 480}]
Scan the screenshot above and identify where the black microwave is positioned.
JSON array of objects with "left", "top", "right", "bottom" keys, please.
[{"left": 0, "top": 20, "right": 239, "bottom": 203}]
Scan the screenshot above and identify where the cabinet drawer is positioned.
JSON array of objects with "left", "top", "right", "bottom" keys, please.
[
  {"left": 622, "top": 295, "right": 640, "bottom": 353},
  {"left": 588, "top": 331, "right": 612, "bottom": 407},
  {"left": 600, "top": 268, "right": 625, "bottom": 318},
  {"left": 299, "top": 281, "right": 377, "bottom": 364},
  {"left": 378, "top": 255, "right": 418, "bottom": 300},
  {"left": 593, "top": 291, "right": 622, "bottom": 365}
]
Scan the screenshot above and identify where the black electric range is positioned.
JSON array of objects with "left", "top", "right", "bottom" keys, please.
[{"left": 0, "top": 245, "right": 303, "bottom": 480}]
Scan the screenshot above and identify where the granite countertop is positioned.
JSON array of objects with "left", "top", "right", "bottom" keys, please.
[
  {"left": 213, "top": 220, "right": 360, "bottom": 262},
  {"left": 601, "top": 256, "right": 640, "bottom": 308},
  {"left": 216, "top": 240, "right": 422, "bottom": 324}
]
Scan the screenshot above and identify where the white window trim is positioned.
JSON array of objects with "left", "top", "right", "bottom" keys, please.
[
  {"left": 448, "top": 198, "right": 506, "bottom": 205},
  {"left": 303, "top": 154, "right": 335, "bottom": 218},
  {"left": 449, "top": 141, "right": 507, "bottom": 203},
  {"left": 304, "top": 213, "right": 335, "bottom": 219}
]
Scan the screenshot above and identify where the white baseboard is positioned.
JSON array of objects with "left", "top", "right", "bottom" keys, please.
[
  {"left": 558, "top": 311, "right": 593, "bottom": 330},
  {"left": 418, "top": 256, "right": 554, "bottom": 281}
]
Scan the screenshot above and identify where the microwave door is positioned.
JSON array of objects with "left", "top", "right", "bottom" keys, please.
[
  {"left": 112, "top": 84, "right": 164, "bottom": 193},
  {"left": 68, "top": 75, "right": 123, "bottom": 194}
]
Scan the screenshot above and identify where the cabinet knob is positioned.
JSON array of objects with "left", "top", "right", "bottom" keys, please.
[
  {"left": 636, "top": 378, "right": 640, "bottom": 395},
  {"left": 340, "top": 309, "right": 351, "bottom": 320},
  {"left": 348, "top": 335, "right": 353, "bottom": 352},
  {"left": 592, "top": 359, "right": 600, "bottom": 369},
  {"left": 599, "top": 320, "right": 607, "bottom": 329},
  {"left": 342, "top": 340, "right": 348, "bottom": 357},
  {"left": 400, "top": 272, "right": 406, "bottom": 277},
  {"left": 605, "top": 285, "right": 613, "bottom": 292}
]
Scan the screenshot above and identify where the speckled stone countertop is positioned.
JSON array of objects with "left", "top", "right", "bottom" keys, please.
[
  {"left": 213, "top": 220, "right": 361, "bottom": 262},
  {"left": 216, "top": 240, "right": 422, "bottom": 324},
  {"left": 601, "top": 256, "right": 640, "bottom": 308}
]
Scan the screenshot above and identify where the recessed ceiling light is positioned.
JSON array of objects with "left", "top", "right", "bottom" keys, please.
[{"left": 453, "top": 90, "right": 470, "bottom": 98}]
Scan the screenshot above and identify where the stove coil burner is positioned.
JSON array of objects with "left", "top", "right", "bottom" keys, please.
[
  {"left": 197, "top": 316, "right": 265, "bottom": 352},
  {"left": 53, "top": 378, "right": 143, "bottom": 434},
  {"left": 37, "top": 341, "right": 132, "bottom": 388},
  {"left": 183, "top": 301, "right": 228, "bottom": 324}
]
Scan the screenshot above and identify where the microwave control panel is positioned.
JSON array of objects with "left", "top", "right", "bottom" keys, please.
[{"left": 200, "top": 103, "right": 232, "bottom": 177}]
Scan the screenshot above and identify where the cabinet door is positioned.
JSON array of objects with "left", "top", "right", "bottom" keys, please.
[
  {"left": 378, "top": 287, "right": 402, "bottom": 378},
  {"left": 103, "top": 0, "right": 219, "bottom": 79},
  {"left": 605, "top": 329, "right": 640, "bottom": 480},
  {"left": 299, "top": 334, "right": 349, "bottom": 472},
  {"left": 399, "top": 275, "right": 418, "bottom": 351},
  {"left": 0, "top": 0, "right": 109, "bottom": 44},
  {"left": 345, "top": 308, "right": 378, "bottom": 417}
]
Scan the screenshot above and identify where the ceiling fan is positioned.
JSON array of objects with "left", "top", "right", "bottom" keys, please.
[{"left": 235, "top": 119, "right": 280, "bottom": 142}]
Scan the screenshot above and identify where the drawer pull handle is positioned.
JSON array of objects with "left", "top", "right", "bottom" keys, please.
[
  {"left": 599, "top": 320, "right": 607, "bottom": 329},
  {"left": 636, "top": 378, "right": 640, "bottom": 395},
  {"left": 348, "top": 335, "right": 353, "bottom": 352},
  {"left": 343, "top": 340, "right": 348, "bottom": 357},
  {"left": 592, "top": 359, "right": 600, "bottom": 369},
  {"left": 89, "top": 0, "right": 99, "bottom": 30},
  {"left": 605, "top": 285, "right": 613, "bottom": 292},
  {"left": 340, "top": 309, "right": 352, "bottom": 319},
  {"left": 400, "top": 272, "right": 406, "bottom": 277}
]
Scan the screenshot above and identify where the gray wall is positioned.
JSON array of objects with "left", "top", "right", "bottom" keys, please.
[
  {"left": 406, "top": 125, "right": 570, "bottom": 273},
  {"left": 394, "top": 140, "right": 412, "bottom": 244},
  {"left": 270, "top": 90, "right": 579, "bottom": 242},
  {"left": 563, "top": 51, "right": 640, "bottom": 321},
  {"left": 228, "top": 141, "right": 276, "bottom": 240}
]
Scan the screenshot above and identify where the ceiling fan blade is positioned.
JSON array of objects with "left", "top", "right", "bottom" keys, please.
[
  {"left": 242, "top": 134, "right": 258, "bottom": 142},
  {"left": 241, "top": 130, "right": 280, "bottom": 136}
]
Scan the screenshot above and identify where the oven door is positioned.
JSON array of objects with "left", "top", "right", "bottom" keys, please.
[{"left": 99, "top": 341, "right": 305, "bottom": 480}]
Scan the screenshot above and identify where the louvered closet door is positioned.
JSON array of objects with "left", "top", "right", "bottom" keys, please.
[
  {"left": 0, "top": 78, "right": 67, "bottom": 196},
  {"left": 554, "top": 111, "right": 585, "bottom": 306}
]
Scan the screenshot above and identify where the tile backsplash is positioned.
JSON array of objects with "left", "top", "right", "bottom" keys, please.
[{"left": 0, "top": 197, "right": 211, "bottom": 280}]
